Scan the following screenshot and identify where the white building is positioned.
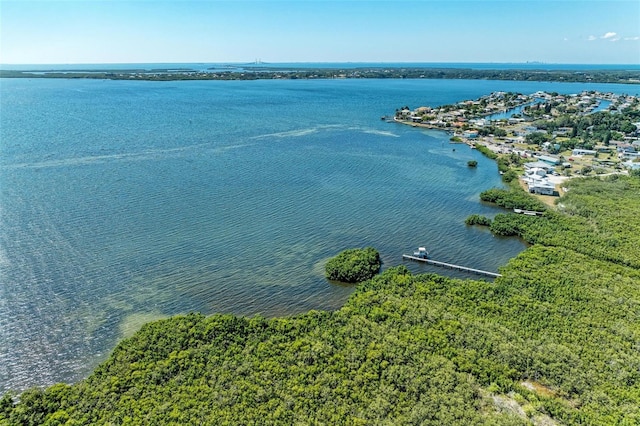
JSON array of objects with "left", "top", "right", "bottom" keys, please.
[
  {"left": 524, "top": 161, "right": 553, "bottom": 172},
  {"left": 523, "top": 169, "right": 556, "bottom": 195}
]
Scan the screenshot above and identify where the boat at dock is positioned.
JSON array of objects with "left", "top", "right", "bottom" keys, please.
[{"left": 412, "top": 247, "right": 429, "bottom": 259}]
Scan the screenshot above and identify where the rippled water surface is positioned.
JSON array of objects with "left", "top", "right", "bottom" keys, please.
[{"left": 1, "top": 77, "right": 635, "bottom": 393}]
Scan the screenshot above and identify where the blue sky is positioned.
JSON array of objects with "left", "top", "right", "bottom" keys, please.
[{"left": 1, "top": 0, "right": 639, "bottom": 64}]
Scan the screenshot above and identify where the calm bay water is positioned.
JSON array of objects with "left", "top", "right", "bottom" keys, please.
[{"left": 1, "top": 77, "right": 637, "bottom": 393}]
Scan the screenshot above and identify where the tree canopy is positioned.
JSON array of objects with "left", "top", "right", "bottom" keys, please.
[{"left": 325, "top": 247, "right": 381, "bottom": 283}]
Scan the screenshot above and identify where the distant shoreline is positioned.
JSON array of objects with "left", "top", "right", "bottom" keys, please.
[{"left": 1, "top": 66, "right": 639, "bottom": 85}]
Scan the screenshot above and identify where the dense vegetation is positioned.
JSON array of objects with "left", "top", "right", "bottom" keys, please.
[
  {"left": 473, "top": 144, "right": 498, "bottom": 160},
  {"left": 497, "top": 176, "right": 640, "bottom": 267},
  {"left": 2, "top": 67, "right": 639, "bottom": 84},
  {"left": 479, "top": 188, "right": 547, "bottom": 212},
  {"left": 3, "top": 177, "right": 640, "bottom": 424},
  {"left": 465, "top": 214, "right": 492, "bottom": 226},
  {"left": 325, "top": 247, "right": 381, "bottom": 283},
  {"left": 474, "top": 147, "right": 524, "bottom": 182}
]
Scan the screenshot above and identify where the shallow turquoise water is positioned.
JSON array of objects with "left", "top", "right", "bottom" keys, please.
[{"left": 0, "top": 77, "right": 635, "bottom": 392}]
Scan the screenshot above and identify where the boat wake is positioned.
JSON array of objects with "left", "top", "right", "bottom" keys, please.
[
  {"left": 3, "top": 144, "right": 211, "bottom": 170},
  {"left": 251, "top": 124, "right": 399, "bottom": 141},
  {"left": 359, "top": 129, "right": 400, "bottom": 138}
]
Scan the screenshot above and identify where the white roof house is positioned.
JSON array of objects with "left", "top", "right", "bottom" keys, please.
[
  {"left": 524, "top": 167, "right": 548, "bottom": 178},
  {"left": 524, "top": 161, "right": 553, "bottom": 172},
  {"left": 527, "top": 178, "right": 556, "bottom": 195},
  {"left": 522, "top": 168, "right": 555, "bottom": 196}
]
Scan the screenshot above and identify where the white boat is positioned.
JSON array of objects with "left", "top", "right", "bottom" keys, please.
[{"left": 413, "top": 247, "right": 429, "bottom": 259}]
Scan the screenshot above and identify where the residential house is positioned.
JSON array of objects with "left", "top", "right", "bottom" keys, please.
[{"left": 572, "top": 148, "right": 597, "bottom": 156}]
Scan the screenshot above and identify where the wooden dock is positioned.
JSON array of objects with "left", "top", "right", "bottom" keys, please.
[
  {"left": 513, "top": 208, "right": 545, "bottom": 216},
  {"left": 402, "top": 255, "right": 502, "bottom": 278}
]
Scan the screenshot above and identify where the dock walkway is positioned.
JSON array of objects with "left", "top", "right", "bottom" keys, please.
[
  {"left": 513, "top": 208, "right": 545, "bottom": 216},
  {"left": 402, "top": 255, "right": 502, "bottom": 278}
]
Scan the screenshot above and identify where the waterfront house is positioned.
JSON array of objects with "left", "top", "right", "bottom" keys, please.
[
  {"left": 527, "top": 178, "right": 556, "bottom": 195},
  {"left": 469, "top": 118, "right": 490, "bottom": 127},
  {"left": 463, "top": 130, "right": 479, "bottom": 139},
  {"left": 522, "top": 169, "right": 556, "bottom": 196}
]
